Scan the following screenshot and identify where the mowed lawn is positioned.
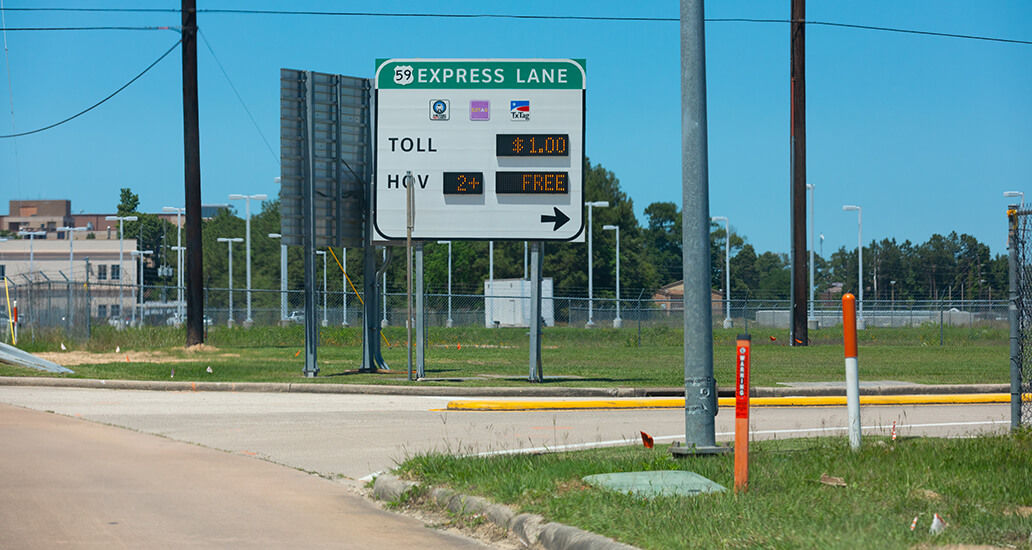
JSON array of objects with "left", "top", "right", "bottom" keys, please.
[{"left": 0, "top": 324, "right": 1008, "bottom": 387}]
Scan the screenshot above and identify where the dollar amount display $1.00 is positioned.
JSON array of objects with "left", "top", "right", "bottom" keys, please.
[{"left": 496, "top": 134, "right": 569, "bottom": 157}]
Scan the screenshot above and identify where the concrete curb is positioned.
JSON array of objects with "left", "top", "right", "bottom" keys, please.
[
  {"left": 372, "top": 474, "right": 637, "bottom": 550},
  {"left": 0, "top": 376, "right": 1010, "bottom": 399}
]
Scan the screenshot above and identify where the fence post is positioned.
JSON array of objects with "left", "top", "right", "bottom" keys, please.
[{"left": 1008, "top": 205, "right": 1022, "bottom": 430}]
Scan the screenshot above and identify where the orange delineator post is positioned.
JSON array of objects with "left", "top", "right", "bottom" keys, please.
[
  {"left": 842, "top": 293, "right": 861, "bottom": 450},
  {"left": 734, "top": 335, "right": 751, "bottom": 492}
]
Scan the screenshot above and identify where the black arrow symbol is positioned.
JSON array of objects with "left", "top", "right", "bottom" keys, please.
[{"left": 540, "top": 207, "right": 570, "bottom": 231}]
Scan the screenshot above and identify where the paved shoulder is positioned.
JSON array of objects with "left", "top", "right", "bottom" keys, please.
[{"left": 0, "top": 403, "right": 488, "bottom": 549}]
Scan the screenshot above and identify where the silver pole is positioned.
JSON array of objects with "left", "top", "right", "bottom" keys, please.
[
  {"left": 587, "top": 206, "right": 594, "bottom": 327},
  {"left": 488, "top": 241, "right": 494, "bottom": 327},
  {"left": 677, "top": 0, "right": 720, "bottom": 454}
]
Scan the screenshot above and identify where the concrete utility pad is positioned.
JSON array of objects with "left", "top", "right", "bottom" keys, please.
[{"left": 583, "top": 471, "right": 726, "bottom": 497}]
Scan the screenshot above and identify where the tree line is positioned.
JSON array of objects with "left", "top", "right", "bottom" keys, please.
[{"left": 110, "top": 158, "right": 1007, "bottom": 308}]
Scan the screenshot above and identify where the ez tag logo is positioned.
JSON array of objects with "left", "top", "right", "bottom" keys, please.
[{"left": 393, "top": 65, "right": 415, "bottom": 86}]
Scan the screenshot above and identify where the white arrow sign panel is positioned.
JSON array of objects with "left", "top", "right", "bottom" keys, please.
[{"left": 373, "top": 59, "right": 585, "bottom": 242}]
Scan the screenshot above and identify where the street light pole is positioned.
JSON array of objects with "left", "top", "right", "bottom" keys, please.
[
  {"left": 105, "top": 215, "right": 138, "bottom": 326},
  {"left": 162, "top": 207, "right": 185, "bottom": 321},
  {"left": 316, "top": 250, "right": 328, "bottom": 327},
  {"left": 16, "top": 230, "right": 45, "bottom": 284},
  {"left": 585, "top": 200, "right": 609, "bottom": 327},
  {"left": 57, "top": 226, "right": 87, "bottom": 328},
  {"left": 268, "top": 233, "right": 287, "bottom": 324},
  {"left": 217, "top": 237, "right": 243, "bottom": 327},
  {"left": 843, "top": 205, "right": 864, "bottom": 328},
  {"left": 1004, "top": 191, "right": 1025, "bottom": 210},
  {"left": 603, "top": 225, "right": 621, "bottom": 328},
  {"left": 131, "top": 249, "right": 153, "bottom": 326},
  {"left": 228, "top": 193, "right": 268, "bottom": 327},
  {"left": 438, "top": 240, "right": 453, "bottom": 327},
  {"left": 711, "top": 216, "right": 732, "bottom": 328}
]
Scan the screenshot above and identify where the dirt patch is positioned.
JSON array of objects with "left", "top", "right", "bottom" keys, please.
[
  {"left": 185, "top": 343, "right": 220, "bottom": 353},
  {"left": 36, "top": 351, "right": 206, "bottom": 366}
]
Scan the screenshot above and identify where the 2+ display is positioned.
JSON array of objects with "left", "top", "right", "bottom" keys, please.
[
  {"left": 496, "top": 134, "right": 569, "bottom": 157},
  {"left": 442, "top": 172, "right": 484, "bottom": 195}
]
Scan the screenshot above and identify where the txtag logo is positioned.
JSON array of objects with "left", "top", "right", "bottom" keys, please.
[{"left": 510, "top": 100, "right": 530, "bottom": 121}]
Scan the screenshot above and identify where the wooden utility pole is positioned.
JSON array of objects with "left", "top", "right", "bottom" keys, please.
[
  {"left": 182, "top": 0, "right": 204, "bottom": 346},
  {"left": 790, "top": 0, "right": 808, "bottom": 346}
]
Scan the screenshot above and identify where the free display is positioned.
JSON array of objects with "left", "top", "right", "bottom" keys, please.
[
  {"left": 496, "top": 171, "right": 569, "bottom": 194},
  {"left": 496, "top": 134, "right": 569, "bottom": 157}
]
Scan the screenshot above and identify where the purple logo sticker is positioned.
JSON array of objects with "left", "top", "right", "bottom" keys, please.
[{"left": 469, "top": 100, "right": 490, "bottom": 121}]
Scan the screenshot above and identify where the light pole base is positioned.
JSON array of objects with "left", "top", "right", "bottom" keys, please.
[
  {"left": 585, "top": 320, "right": 595, "bottom": 329},
  {"left": 243, "top": 319, "right": 254, "bottom": 329},
  {"left": 669, "top": 441, "right": 731, "bottom": 457},
  {"left": 808, "top": 318, "right": 819, "bottom": 330},
  {"left": 722, "top": 318, "right": 733, "bottom": 329},
  {"left": 381, "top": 319, "right": 389, "bottom": 328},
  {"left": 227, "top": 319, "right": 234, "bottom": 328},
  {"left": 857, "top": 318, "right": 866, "bottom": 330},
  {"left": 321, "top": 319, "right": 329, "bottom": 327},
  {"left": 446, "top": 319, "right": 454, "bottom": 328},
  {"left": 613, "top": 318, "right": 622, "bottom": 329}
]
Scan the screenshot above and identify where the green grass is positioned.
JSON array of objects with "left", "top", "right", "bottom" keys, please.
[
  {"left": 396, "top": 433, "right": 1032, "bottom": 549},
  {"left": 0, "top": 324, "right": 1009, "bottom": 387}
]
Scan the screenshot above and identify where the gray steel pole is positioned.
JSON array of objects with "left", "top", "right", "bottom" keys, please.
[
  {"left": 342, "top": 247, "right": 348, "bottom": 326},
  {"left": 415, "top": 242, "right": 424, "bottom": 379},
  {"left": 281, "top": 244, "right": 288, "bottom": 322},
  {"left": 488, "top": 241, "right": 494, "bottom": 327},
  {"left": 676, "top": 0, "right": 720, "bottom": 454},
  {"left": 528, "top": 242, "right": 543, "bottom": 382},
  {"left": 1008, "top": 206, "right": 1021, "bottom": 429}
]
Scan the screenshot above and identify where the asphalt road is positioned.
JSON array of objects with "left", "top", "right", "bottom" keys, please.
[{"left": 0, "top": 400, "right": 490, "bottom": 549}]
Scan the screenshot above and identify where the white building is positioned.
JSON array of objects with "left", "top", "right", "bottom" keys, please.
[
  {"left": 484, "top": 278, "right": 554, "bottom": 328},
  {"left": 0, "top": 237, "right": 140, "bottom": 321}
]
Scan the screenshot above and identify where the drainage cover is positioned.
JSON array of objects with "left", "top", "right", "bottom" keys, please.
[{"left": 582, "top": 471, "right": 726, "bottom": 497}]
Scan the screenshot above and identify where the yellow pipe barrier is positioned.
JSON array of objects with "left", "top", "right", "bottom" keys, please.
[
  {"left": 444, "top": 393, "right": 1026, "bottom": 411},
  {"left": 3, "top": 277, "right": 14, "bottom": 345},
  {"left": 326, "top": 247, "right": 391, "bottom": 348}
]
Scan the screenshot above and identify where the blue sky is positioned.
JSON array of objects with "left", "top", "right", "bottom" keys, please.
[{"left": 1, "top": 1, "right": 1030, "bottom": 257}]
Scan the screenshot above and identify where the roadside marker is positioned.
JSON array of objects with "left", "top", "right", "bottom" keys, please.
[
  {"left": 734, "top": 334, "right": 751, "bottom": 492},
  {"left": 843, "top": 293, "right": 862, "bottom": 450}
]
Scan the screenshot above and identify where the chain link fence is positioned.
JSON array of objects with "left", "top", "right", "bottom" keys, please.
[
  {"left": 2, "top": 278, "right": 1010, "bottom": 352},
  {"left": 1009, "top": 207, "right": 1032, "bottom": 427}
]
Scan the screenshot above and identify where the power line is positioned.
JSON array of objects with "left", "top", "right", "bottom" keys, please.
[
  {"left": 2, "top": 7, "right": 1029, "bottom": 45},
  {"left": 197, "top": 29, "right": 278, "bottom": 164},
  {"left": 0, "top": 38, "right": 181, "bottom": 138},
  {"left": 2, "top": 26, "right": 177, "bottom": 31}
]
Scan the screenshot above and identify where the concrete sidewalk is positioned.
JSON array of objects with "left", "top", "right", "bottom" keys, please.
[{"left": 0, "top": 375, "right": 1010, "bottom": 397}]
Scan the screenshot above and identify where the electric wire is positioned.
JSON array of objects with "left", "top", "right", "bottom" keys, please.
[
  {"left": 198, "top": 29, "right": 278, "bottom": 164},
  {"left": 3, "top": 26, "right": 177, "bottom": 31},
  {"left": 0, "top": 38, "right": 181, "bottom": 138},
  {"left": 0, "top": 7, "right": 1028, "bottom": 46}
]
